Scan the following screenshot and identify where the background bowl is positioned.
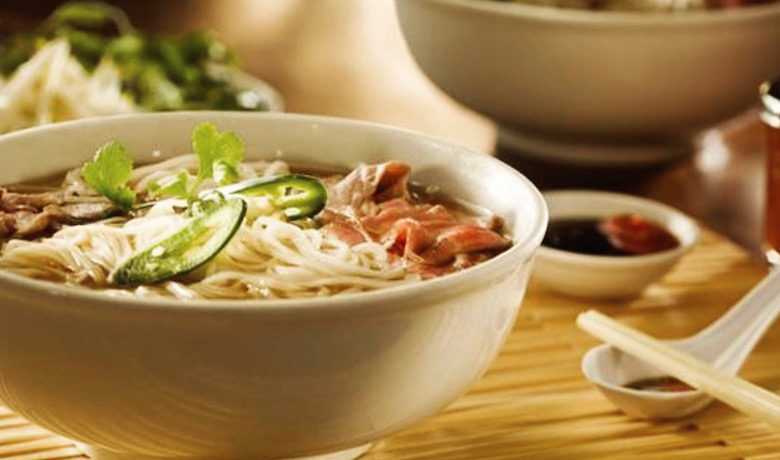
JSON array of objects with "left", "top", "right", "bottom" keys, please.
[
  {"left": 533, "top": 190, "right": 699, "bottom": 300},
  {"left": 395, "top": 0, "right": 780, "bottom": 166},
  {"left": 0, "top": 112, "right": 547, "bottom": 460}
]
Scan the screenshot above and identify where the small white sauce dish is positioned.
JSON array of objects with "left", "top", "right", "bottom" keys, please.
[{"left": 532, "top": 190, "right": 700, "bottom": 300}]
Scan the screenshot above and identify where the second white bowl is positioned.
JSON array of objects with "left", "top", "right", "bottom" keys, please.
[{"left": 395, "top": 0, "right": 780, "bottom": 166}]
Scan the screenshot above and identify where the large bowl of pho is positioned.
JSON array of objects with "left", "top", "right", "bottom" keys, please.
[
  {"left": 0, "top": 112, "right": 547, "bottom": 460},
  {"left": 395, "top": 0, "right": 780, "bottom": 166}
]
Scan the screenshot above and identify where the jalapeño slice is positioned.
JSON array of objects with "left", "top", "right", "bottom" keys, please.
[
  {"left": 111, "top": 195, "right": 246, "bottom": 286},
  {"left": 220, "top": 174, "right": 327, "bottom": 220}
]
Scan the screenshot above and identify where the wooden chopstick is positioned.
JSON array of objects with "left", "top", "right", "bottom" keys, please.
[{"left": 576, "top": 309, "right": 780, "bottom": 429}]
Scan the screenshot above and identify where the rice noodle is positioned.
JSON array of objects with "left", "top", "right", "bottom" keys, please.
[
  {"left": 0, "top": 206, "right": 416, "bottom": 299},
  {"left": 130, "top": 155, "right": 291, "bottom": 196}
]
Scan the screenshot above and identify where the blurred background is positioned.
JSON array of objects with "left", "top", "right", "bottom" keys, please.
[
  {"left": 0, "top": 0, "right": 495, "bottom": 150},
  {"left": 0, "top": 0, "right": 774, "bottom": 255}
]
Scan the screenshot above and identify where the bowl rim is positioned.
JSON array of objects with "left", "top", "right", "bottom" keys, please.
[
  {"left": 536, "top": 189, "right": 699, "bottom": 267},
  {"left": 0, "top": 111, "right": 548, "bottom": 318},
  {"left": 406, "top": 0, "right": 780, "bottom": 27}
]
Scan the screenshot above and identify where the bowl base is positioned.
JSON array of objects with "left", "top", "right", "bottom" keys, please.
[
  {"left": 78, "top": 443, "right": 372, "bottom": 460},
  {"left": 496, "top": 125, "right": 694, "bottom": 168}
]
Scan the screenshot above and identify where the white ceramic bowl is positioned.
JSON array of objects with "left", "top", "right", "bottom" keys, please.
[
  {"left": 395, "top": 0, "right": 780, "bottom": 166},
  {"left": 533, "top": 190, "right": 699, "bottom": 300},
  {"left": 0, "top": 112, "right": 547, "bottom": 460}
]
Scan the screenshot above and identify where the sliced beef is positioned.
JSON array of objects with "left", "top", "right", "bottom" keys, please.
[
  {"left": 319, "top": 162, "right": 511, "bottom": 276},
  {"left": 375, "top": 201, "right": 511, "bottom": 272},
  {"left": 0, "top": 187, "right": 118, "bottom": 240},
  {"left": 324, "top": 161, "right": 411, "bottom": 218},
  {"left": 0, "top": 188, "right": 65, "bottom": 210},
  {"left": 417, "top": 224, "right": 511, "bottom": 266}
]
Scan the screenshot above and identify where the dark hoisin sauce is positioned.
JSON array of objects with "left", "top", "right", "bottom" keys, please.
[{"left": 543, "top": 214, "right": 680, "bottom": 256}]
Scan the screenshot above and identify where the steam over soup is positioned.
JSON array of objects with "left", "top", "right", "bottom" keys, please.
[{"left": 0, "top": 122, "right": 511, "bottom": 300}]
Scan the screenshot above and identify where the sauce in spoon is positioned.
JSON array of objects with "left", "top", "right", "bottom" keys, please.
[{"left": 625, "top": 376, "right": 694, "bottom": 392}]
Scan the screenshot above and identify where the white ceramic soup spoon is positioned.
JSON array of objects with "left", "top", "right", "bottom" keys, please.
[{"left": 581, "top": 266, "right": 780, "bottom": 420}]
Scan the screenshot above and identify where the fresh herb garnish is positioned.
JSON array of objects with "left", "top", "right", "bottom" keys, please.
[
  {"left": 48, "top": 1, "right": 132, "bottom": 33},
  {"left": 0, "top": 1, "right": 270, "bottom": 112},
  {"left": 149, "top": 122, "right": 244, "bottom": 200},
  {"left": 81, "top": 140, "right": 136, "bottom": 209},
  {"left": 191, "top": 121, "right": 244, "bottom": 190},
  {"left": 147, "top": 171, "right": 189, "bottom": 199}
]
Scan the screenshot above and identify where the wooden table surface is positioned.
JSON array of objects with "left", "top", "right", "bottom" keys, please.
[
  {"left": 1, "top": 1, "right": 778, "bottom": 458},
  {"left": 0, "top": 227, "right": 778, "bottom": 460}
]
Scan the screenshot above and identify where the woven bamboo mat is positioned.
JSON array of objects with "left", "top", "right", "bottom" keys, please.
[{"left": 1, "top": 228, "right": 779, "bottom": 459}]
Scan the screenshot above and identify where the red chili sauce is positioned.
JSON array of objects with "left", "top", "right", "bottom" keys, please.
[
  {"left": 625, "top": 376, "right": 694, "bottom": 393},
  {"left": 542, "top": 214, "right": 680, "bottom": 256}
]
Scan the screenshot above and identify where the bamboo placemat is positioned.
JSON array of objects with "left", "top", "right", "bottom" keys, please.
[{"left": 1, "top": 228, "right": 778, "bottom": 459}]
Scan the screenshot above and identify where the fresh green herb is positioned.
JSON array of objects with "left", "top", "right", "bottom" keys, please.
[
  {"left": 0, "top": 1, "right": 271, "bottom": 111},
  {"left": 191, "top": 121, "right": 244, "bottom": 190},
  {"left": 150, "top": 122, "right": 245, "bottom": 200},
  {"left": 110, "top": 194, "right": 246, "bottom": 286},
  {"left": 81, "top": 140, "right": 136, "bottom": 209},
  {"left": 48, "top": 1, "right": 132, "bottom": 32},
  {"left": 137, "top": 64, "right": 184, "bottom": 111},
  {"left": 147, "top": 171, "right": 189, "bottom": 199}
]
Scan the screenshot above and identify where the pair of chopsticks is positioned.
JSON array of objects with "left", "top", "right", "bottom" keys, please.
[{"left": 577, "top": 310, "right": 780, "bottom": 428}]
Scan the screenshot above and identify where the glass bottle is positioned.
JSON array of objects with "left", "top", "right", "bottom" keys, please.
[{"left": 760, "top": 77, "right": 780, "bottom": 264}]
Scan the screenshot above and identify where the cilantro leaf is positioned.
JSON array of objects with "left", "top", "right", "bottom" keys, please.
[
  {"left": 192, "top": 121, "right": 218, "bottom": 180},
  {"left": 82, "top": 140, "right": 136, "bottom": 209},
  {"left": 190, "top": 122, "right": 244, "bottom": 193},
  {"left": 83, "top": 123, "right": 244, "bottom": 207},
  {"left": 148, "top": 171, "right": 189, "bottom": 199},
  {"left": 212, "top": 131, "right": 243, "bottom": 184}
]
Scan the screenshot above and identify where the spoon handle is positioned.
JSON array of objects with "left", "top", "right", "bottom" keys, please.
[{"left": 692, "top": 266, "right": 780, "bottom": 370}]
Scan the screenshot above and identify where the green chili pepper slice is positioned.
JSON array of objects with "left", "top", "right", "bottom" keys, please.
[
  {"left": 220, "top": 174, "right": 328, "bottom": 220},
  {"left": 111, "top": 195, "right": 246, "bottom": 286}
]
